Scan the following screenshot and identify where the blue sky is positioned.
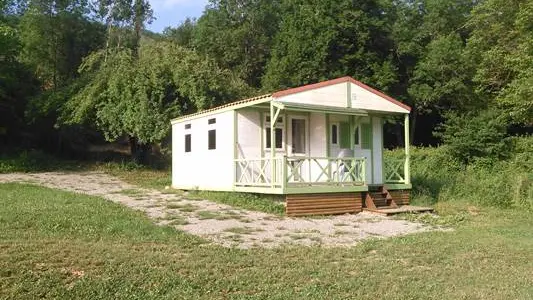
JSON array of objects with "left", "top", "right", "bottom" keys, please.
[{"left": 148, "top": 0, "right": 209, "bottom": 33}]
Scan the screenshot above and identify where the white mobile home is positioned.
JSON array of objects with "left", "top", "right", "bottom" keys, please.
[{"left": 171, "top": 77, "right": 413, "bottom": 215}]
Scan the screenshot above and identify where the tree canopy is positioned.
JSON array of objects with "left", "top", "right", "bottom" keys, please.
[{"left": 1, "top": 0, "right": 531, "bottom": 161}]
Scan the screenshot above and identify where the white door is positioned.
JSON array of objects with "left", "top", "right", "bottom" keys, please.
[{"left": 288, "top": 116, "right": 308, "bottom": 182}]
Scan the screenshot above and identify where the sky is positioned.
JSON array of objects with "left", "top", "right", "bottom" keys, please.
[{"left": 147, "top": 0, "right": 209, "bottom": 33}]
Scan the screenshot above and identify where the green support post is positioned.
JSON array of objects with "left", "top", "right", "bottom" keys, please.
[
  {"left": 404, "top": 114, "right": 411, "bottom": 184},
  {"left": 270, "top": 103, "right": 275, "bottom": 188}
]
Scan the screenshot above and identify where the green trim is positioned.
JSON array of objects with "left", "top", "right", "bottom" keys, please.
[
  {"left": 339, "top": 122, "right": 351, "bottom": 148},
  {"left": 285, "top": 185, "right": 368, "bottom": 194},
  {"left": 381, "top": 118, "right": 385, "bottom": 184},
  {"left": 171, "top": 97, "right": 272, "bottom": 124},
  {"left": 349, "top": 116, "right": 354, "bottom": 149},
  {"left": 270, "top": 103, "right": 276, "bottom": 187},
  {"left": 404, "top": 114, "right": 411, "bottom": 185},
  {"left": 369, "top": 115, "right": 374, "bottom": 184},
  {"left": 384, "top": 183, "right": 412, "bottom": 190}
]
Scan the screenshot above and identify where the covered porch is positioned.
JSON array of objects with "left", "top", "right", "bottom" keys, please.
[{"left": 233, "top": 100, "right": 412, "bottom": 195}]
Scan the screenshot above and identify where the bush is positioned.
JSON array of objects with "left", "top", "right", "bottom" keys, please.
[
  {"left": 0, "top": 150, "right": 82, "bottom": 173},
  {"left": 395, "top": 137, "right": 533, "bottom": 211},
  {"left": 435, "top": 109, "right": 511, "bottom": 164}
]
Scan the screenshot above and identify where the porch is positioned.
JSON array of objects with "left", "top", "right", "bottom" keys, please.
[{"left": 233, "top": 155, "right": 410, "bottom": 194}]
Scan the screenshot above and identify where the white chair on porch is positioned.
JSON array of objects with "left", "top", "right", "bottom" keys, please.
[{"left": 335, "top": 148, "right": 354, "bottom": 182}]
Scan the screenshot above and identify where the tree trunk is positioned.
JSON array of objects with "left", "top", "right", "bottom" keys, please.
[{"left": 129, "top": 136, "right": 150, "bottom": 165}]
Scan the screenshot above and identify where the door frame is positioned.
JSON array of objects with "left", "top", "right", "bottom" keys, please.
[{"left": 287, "top": 114, "right": 309, "bottom": 157}]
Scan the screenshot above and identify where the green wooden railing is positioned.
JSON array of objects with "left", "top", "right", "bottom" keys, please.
[
  {"left": 234, "top": 156, "right": 366, "bottom": 188},
  {"left": 384, "top": 158, "right": 406, "bottom": 183}
]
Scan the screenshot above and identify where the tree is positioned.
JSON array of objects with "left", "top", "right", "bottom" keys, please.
[
  {"left": 387, "top": 0, "right": 477, "bottom": 144},
  {"left": 19, "top": 0, "right": 104, "bottom": 90},
  {"left": 163, "top": 17, "right": 196, "bottom": 48},
  {"left": 61, "top": 40, "right": 250, "bottom": 163},
  {"left": 466, "top": 0, "right": 533, "bottom": 125},
  {"left": 262, "top": 0, "right": 394, "bottom": 91},
  {"left": 193, "top": 0, "right": 281, "bottom": 88}
]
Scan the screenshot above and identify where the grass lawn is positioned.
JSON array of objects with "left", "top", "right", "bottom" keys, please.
[{"left": 1, "top": 183, "right": 532, "bottom": 299}]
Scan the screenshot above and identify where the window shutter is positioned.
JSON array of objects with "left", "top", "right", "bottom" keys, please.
[
  {"left": 361, "top": 123, "right": 372, "bottom": 149},
  {"left": 339, "top": 122, "right": 351, "bottom": 149}
]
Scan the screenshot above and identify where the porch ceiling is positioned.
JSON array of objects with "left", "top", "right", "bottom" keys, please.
[{"left": 270, "top": 101, "right": 368, "bottom": 116}]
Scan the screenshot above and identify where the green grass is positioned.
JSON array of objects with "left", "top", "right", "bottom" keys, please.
[
  {"left": 0, "top": 150, "right": 285, "bottom": 215},
  {"left": 2, "top": 183, "right": 533, "bottom": 299}
]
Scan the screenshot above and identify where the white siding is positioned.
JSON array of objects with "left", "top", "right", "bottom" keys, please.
[
  {"left": 172, "top": 110, "right": 235, "bottom": 191},
  {"left": 236, "top": 109, "right": 262, "bottom": 159},
  {"left": 372, "top": 117, "right": 383, "bottom": 184},
  {"left": 276, "top": 82, "right": 348, "bottom": 107},
  {"left": 350, "top": 82, "right": 409, "bottom": 113},
  {"left": 309, "top": 113, "right": 326, "bottom": 157}
]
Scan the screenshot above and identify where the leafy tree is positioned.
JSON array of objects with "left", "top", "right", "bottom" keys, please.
[
  {"left": 466, "top": 0, "right": 533, "bottom": 125},
  {"left": 263, "top": 0, "right": 394, "bottom": 91},
  {"left": 19, "top": 0, "right": 104, "bottom": 90},
  {"left": 436, "top": 109, "right": 511, "bottom": 164},
  {"left": 386, "top": 0, "right": 477, "bottom": 144},
  {"left": 61, "top": 40, "right": 250, "bottom": 162},
  {"left": 193, "top": 0, "right": 281, "bottom": 88},
  {"left": 163, "top": 17, "right": 196, "bottom": 48}
]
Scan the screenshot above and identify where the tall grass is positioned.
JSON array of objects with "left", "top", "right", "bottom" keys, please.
[{"left": 386, "top": 136, "right": 533, "bottom": 211}]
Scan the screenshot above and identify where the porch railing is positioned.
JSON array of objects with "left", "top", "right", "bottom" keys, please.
[
  {"left": 384, "top": 158, "right": 406, "bottom": 183},
  {"left": 234, "top": 156, "right": 366, "bottom": 188}
]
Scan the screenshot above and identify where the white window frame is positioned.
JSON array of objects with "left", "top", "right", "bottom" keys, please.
[{"left": 264, "top": 114, "right": 284, "bottom": 151}]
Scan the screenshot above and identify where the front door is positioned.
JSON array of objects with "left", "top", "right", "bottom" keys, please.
[{"left": 288, "top": 116, "right": 308, "bottom": 182}]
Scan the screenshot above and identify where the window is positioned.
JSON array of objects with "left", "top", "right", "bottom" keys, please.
[
  {"left": 266, "top": 128, "right": 283, "bottom": 149},
  {"left": 331, "top": 123, "right": 338, "bottom": 145},
  {"left": 207, "top": 118, "right": 216, "bottom": 150},
  {"left": 184, "top": 123, "right": 191, "bottom": 129},
  {"left": 354, "top": 125, "right": 360, "bottom": 146},
  {"left": 264, "top": 114, "right": 284, "bottom": 150},
  {"left": 184, "top": 134, "right": 191, "bottom": 152},
  {"left": 208, "top": 129, "right": 216, "bottom": 150}
]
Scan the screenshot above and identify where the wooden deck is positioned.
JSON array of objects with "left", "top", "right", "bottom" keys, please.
[{"left": 363, "top": 205, "right": 434, "bottom": 216}]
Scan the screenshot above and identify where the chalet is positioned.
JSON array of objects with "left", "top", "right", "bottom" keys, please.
[{"left": 171, "top": 76, "right": 415, "bottom": 216}]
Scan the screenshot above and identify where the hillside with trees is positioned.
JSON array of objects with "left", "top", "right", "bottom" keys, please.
[{"left": 1, "top": 0, "right": 531, "bottom": 163}]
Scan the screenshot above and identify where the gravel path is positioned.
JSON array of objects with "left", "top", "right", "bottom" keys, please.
[{"left": 0, "top": 172, "right": 433, "bottom": 249}]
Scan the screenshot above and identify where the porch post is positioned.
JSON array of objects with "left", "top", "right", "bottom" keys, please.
[
  {"left": 404, "top": 114, "right": 411, "bottom": 184},
  {"left": 270, "top": 103, "right": 276, "bottom": 187}
]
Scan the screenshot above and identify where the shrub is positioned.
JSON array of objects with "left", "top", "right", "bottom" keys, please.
[
  {"left": 394, "top": 136, "right": 533, "bottom": 211},
  {"left": 435, "top": 109, "right": 511, "bottom": 164}
]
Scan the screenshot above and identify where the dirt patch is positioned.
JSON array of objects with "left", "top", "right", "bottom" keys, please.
[{"left": 0, "top": 172, "right": 434, "bottom": 249}]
